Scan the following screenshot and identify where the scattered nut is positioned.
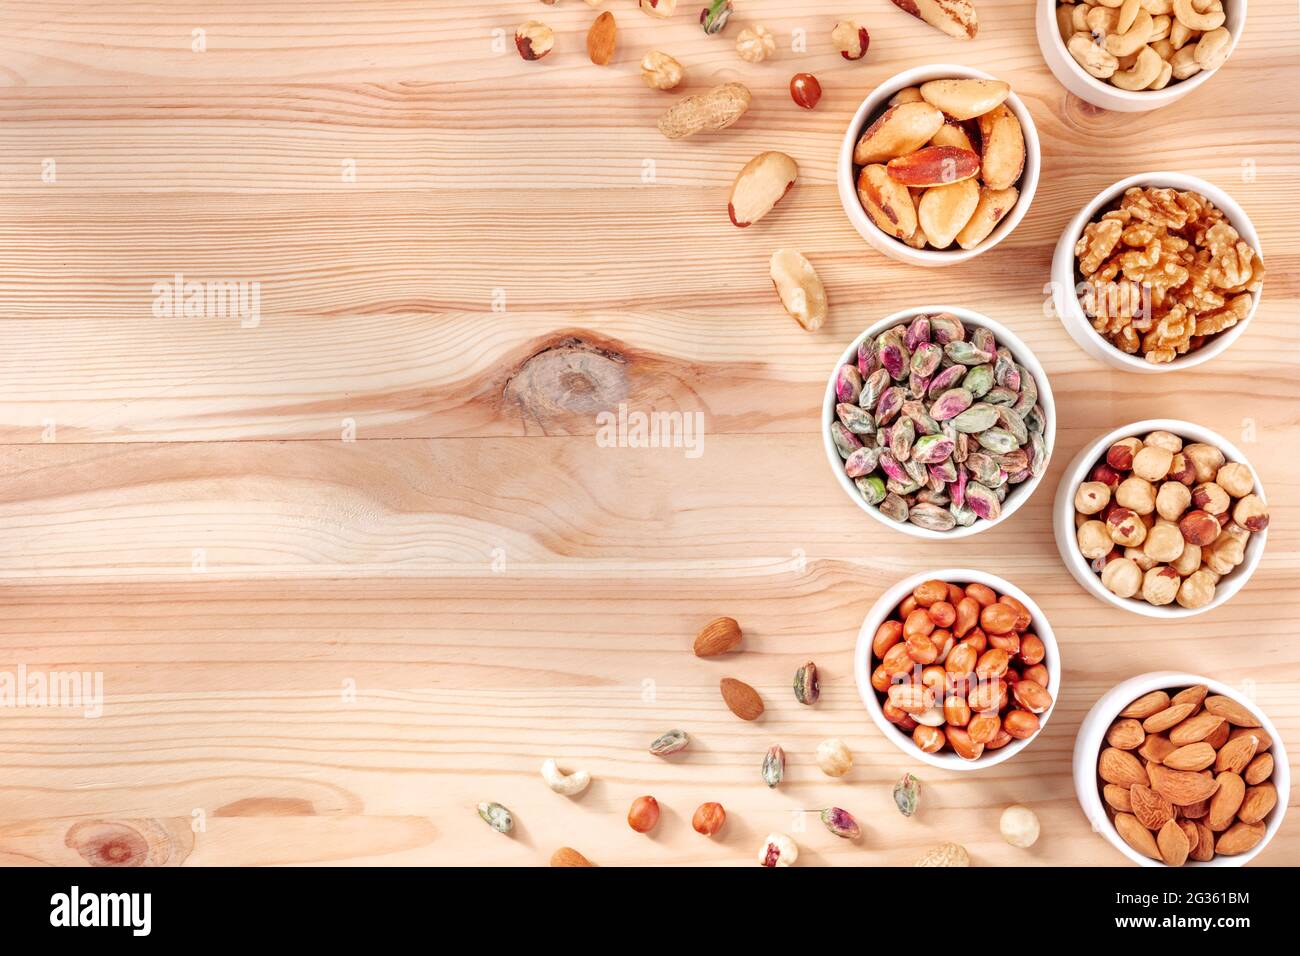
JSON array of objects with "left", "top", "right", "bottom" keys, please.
[
  {"left": 639, "top": 0, "right": 676, "bottom": 16},
  {"left": 694, "top": 616, "right": 741, "bottom": 656},
  {"left": 586, "top": 11, "right": 617, "bottom": 65},
  {"left": 728, "top": 151, "right": 797, "bottom": 227},
  {"left": 627, "top": 795, "right": 660, "bottom": 833},
  {"left": 477, "top": 801, "right": 514, "bottom": 833},
  {"left": 640, "top": 50, "right": 684, "bottom": 90},
  {"left": 649, "top": 728, "right": 690, "bottom": 756},
  {"left": 832, "top": 20, "right": 870, "bottom": 60},
  {"left": 893, "top": 772, "right": 921, "bottom": 816},
  {"left": 657, "top": 82, "right": 751, "bottom": 140},
  {"left": 770, "top": 249, "right": 828, "bottom": 332},
  {"left": 915, "top": 841, "right": 971, "bottom": 867},
  {"left": 515, "top": 21, "right": 556, "bottom": 61},
  {"left": 1000, "top": 804, "right": 1041, "bottom": 848},
  {"left": 819, "top": 807, "right": 862, "bottom": 839},
  {"left": 816, "top": 737, "right": 853, "bottom": 777},
  {"left": 700, "top": 0, "right": 734, "bottom": 35},
  {"left": 692, "top": 802, "right": 726, "bottom": 836},
  {"left": 540, "top": 758, "right": 591, "bottom": 796},
  {"left": 758, "top": 832, "right": 797, "bottom": 866},
  {"left": 736, "top": 24, "right": 776, "bottom": 63},
  {"left": 891, "top": 0, "right": 978, "bottom": 39},
  {"left": 790, "top": 73, "right": 822, "bottom": 110},
  {"left": 550, "top": 846, "right": 595, "bottom": 867},
  {"left": 762, "top": 745, "right": 785, "bottom": 787}
]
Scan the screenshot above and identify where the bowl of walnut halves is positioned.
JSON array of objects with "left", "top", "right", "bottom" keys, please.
[{"left": 1051, "top": 173, "right": 1264, "bottom": 372}]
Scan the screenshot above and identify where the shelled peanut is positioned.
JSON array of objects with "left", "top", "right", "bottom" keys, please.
[
  {"left": 869, "top": 579, "right": 1054, "bottom": 760},
  {"left": 853, "top": 78, "right": 1024, "bottom": 251},
  {"left": 1098, "top": 683, "right": 1278, "bottom": 864},
  {"left": 1073, "top": 430, "right": 1267, "bottom": 608},
  {"left": 1057, "top": 0, "right": 1234, "bottom": 92}
]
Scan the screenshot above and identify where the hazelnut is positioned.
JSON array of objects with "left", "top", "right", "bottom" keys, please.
[
  {"left": 1191, "top": 482, "right": 1230, "bottom": 516},
  {"left": 1143, "top": 430, "right": 1184, "bottom": 453},
  {"left": 1171, "top": 541, "right": 1202, "bottom": 576},
  {"left": 1182, "top": 442, "right": 1226, "bottom": 484},
  {"left": 515, "top": 20, "right": 556, "bottom": 60},
  {"left": 1124, "top": 546, "right": 1158, "bottom": 572},
  {"left": 1132, "top": 445, "right": 1173, "bottom": 482},
  {"left": 1215, "top": 462, "right": 1254, "bottom": 498},
  {"left": 1074, "top": 481, "right": 1111, "bottom": 515},
  {"left": 1101, "top": 556, "right": 1142, "bottom": 598},
  {"left": 789, "top": 72, "right": 822, "bottom": 110},
  {"left": 1143, "top": 523, "right": 1185, "bottom": 563},
  {"left": 1176, "top": 568, "right": 1218, "bottom": 609},
  {"left": 1116, "top": 476, "right": 1156, "bottom": 515},
  {"left": 1106, "top": 507, "right": 1147, "bottom": 547},
  {"left": 831, "top": 20, "right": 870, "bottom": 60},
  {"left": 1179, "top": 509, "right": 1221, "bottom": 546},
  {"left": 1141, "top": 566, "right": 1180, "bottom": 605},
  {"left": 1233, "top": 493, "right": 1269, "bottom": 532},
  {"left": 1167, "top": 452, "right": 1196, "bottom": 485},
  {"left": 1090, "top": 547, "right": 1119, "bottom": 573},
  {"left": 1155, "top": 481, "right": 1192, "bottom": 521},
  {"left": 1106, "top": 437, "right": 1143, "bottom": 471},
  {"left": 1077, "top": 520, "right": 1114, "bottom": 560},
  {"left": 1089, "top": 462, "right": 1123, "bottom": 489},
  {"left": 736, "top": 24, "right": 776, "bottom": 63},
  {"left": 1203, "top": 528, "right": 1246, "bottom": 575},
  {"left": 640, "top": 50, "right": 685, "bottom": 90}
]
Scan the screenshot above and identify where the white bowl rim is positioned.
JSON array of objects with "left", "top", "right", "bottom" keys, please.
[
  {"left": 1074, "top": 670, "right": 1288, "bottom": 867},
  {"left": 822, "top": 305, "right": 1057, "bottom": 540},
  {"left": 1038, "top": 0, "right": 1246, "bottom": 106},
  {"left": 837, "top": 63, "right": 1042, "bottom": 265},
  {"left": 1053, "top": 418, "right": 1267, "bottom": 618},
  {"left": 1053, "top": 171, "right": 1263, "bottom": 372},
  {"left": 854, "top": 568, "right": 1062, "bottom": 771}
]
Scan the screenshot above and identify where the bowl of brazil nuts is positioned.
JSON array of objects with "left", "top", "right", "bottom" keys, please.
[
  {"left": 854, "top": 569, "right": 1060, "bottom": 771},
  {"left": 1075, "top": 672, "right": 1288, "bottom": 866},
  {"left": 1053, "top": 419, "right": 1267, "bottom": 617},
  {"left": 823, "top": 305, "right": 1055, "bottom": 539},
  {"left": 1037, "top": 0, "right": 1246, "bottom": 113}
]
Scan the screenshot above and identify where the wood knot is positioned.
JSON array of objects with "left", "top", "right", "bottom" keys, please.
[
  {"left": 65, "top": 818, "right": 194, "bottom": 867},
  {"left": 503, "top": 332, "right": 630, "bottom": 433}
]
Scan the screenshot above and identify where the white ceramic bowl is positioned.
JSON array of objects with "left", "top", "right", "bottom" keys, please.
[
  {"left": 823, "top": 305, "right": 1056, "bottom": 540},
  {"left": 1053, "top": 419, "right": 1267, "bottom": 618},
  {"left": 855, "top": 569, "right": 1062, "bottom": 771},
  {"left": 1075, "top": 671, "right": 1288, "bottom": 866},
  {"left": 1051, "top": 172, "right": 1263, "bottom": 373},
  {"left": 836, "top": 64, "right": 1041, "bottom": 267},
  {"left": 1037, "top": 0, "right": 1246, "bottom": 113}
]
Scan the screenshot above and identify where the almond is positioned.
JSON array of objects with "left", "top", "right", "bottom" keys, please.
[
  {"left": 550, "top": 846, "right": 595, "bottom": 867},
  {"left": 719, "top": 677, "right": 764, "bottom": 720},
  {"left": 976, "top": 104, "right": 1025, "bottom": 192},
  {"left": 1238, "top": 782, "right": 1277, "bottom": 825},
  {"left": 1130, "top": 784, "right": 1174, "bottom": 830},
  {"left": 857, "top": 164, "right": 918, "bottom": 239},
  {"left": 1142, "top": 701, "right": 1193, "bottom": 733},
  {"left": 1214, "top": 733, "right": 1259, "bottom": 774},
  {"left": 1168, "top": 712, "right": 1225, "bottom": 746},
  {"left": 886, "top": 146, "right": 980, "bottom": 187},
  {"left": 1121, "top": 690, "right": 1170, "bottom": 719},
  {"left": 918, "top": 78, "right": 1009, "bottom": 120},
  {"left": 1157, "top": 819, "right": 1190, "bottom": 867},
  {"left": 1139, "top": 732, "right": 1176, "bottom": 763},
  {"left": 728, "top": 151, "right": 798, "bottom": 227},
  {"left": 1163, "top": 742, "right": 1216, "bottom": 772},
  {"left": 1180, "top": 796, "right": 1211, "bottom": 819},
  {"left": 917, "top": 178, "right": 979, "bottom": 249},
  {"left": 1204, "top": 695, "right": 1261, "bottom": 727},
  {"left": 1148, "top": 762, "right": 1220, "bottom": 805},
  {"left": 1230, "top": 725, "right": 1271, "bottom": 753},
  {"left": 1215, "top": 820, "right": 1266, "bottom": 856},
  {"left": 1114, "top": 812, "right": 1161, "bottom": 861},
  {"left": 586, "top": 11, "right": 617, "bottom": 65},
  {"left": 853, "top": 101, "right": 944, "bottom": 165},
  {"left": 1103, "top": 783, "right": 1134, "bottom": 813},
  {"left": 1244, "top": 752, "right": 1274, "bottom": 786},
  {"left": 1106, "top": 718, "right": 1146, "bottom": 751},
  {"left": 1177, "top": 819, "right": 1200, "bottom": 854},
  {"left": 1099, "top": 747, "right": 1149, "bottom": 787},
  {"left": 1206, "top": 718, "right": 1230, "bottom": 749},
  {"left": 1207, "top": 772, "right": 1245, "bottom": 831},
  {"left": 1189, "top": 821, "right": 1215, "bottom": 861},
  {"left": 1172, "top": 683, "right": 1209, "bottom": 711},
  {"left": 694, "top": 617, "right": 742, "bottom": 657}
]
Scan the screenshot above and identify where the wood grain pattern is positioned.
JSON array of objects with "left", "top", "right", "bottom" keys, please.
[{"left": 0, "top": 0, "right": 1296, "bottom": 866}]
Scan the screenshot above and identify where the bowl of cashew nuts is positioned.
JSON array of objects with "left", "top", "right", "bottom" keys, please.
[{"left": 1037, "top": 0, "right": 1245, "bottom": 112}]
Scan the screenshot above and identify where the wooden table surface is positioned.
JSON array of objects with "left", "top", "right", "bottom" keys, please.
[{"left": 0, "top": 0, "right": 1296, "bottom": 867}]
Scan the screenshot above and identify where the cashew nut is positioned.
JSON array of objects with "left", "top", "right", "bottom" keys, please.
[
  {"left": 1141, "top": 0, "right": 1173, "bottom": 13},
  {"left": 1087, "top": 5, "right": 1120, "bottom": 34},
  {"left": 1194, "top": 26, "right": 1232, "bottom": 71},
  {"left": 1118, "top": 0, "right": 1142, "bottom": 33},
  {"left": 1057, "top": 4, "right": 1076, "bottom": 43},
  {"left": 1069, "top": 33, "right": 1120, "bottom": 78},
  {"left": 1149, "top": 59, "right": 1174, "bottom": 90},
  {"left": 1111, "top": 44, "right": 1163, "bottom": 90},
  {"left": 1092, "top": 0, "right": 1124, "bottom": 7},
  {"left": 540, "top": 758, "right": 591, "bottom": 796},
  {"left": 1107, "top": 10, "right": 1154, "bottom": 56},
  {"left": 1169, "top": 43, "right": 1203, "bottom": 80},
  {"left": 1169, "top": 18, "right": 1196, "bottom": 49},
  {"left": 1172, "top": 0, "right": 1224, "bottom": 32},
  {"left": 1071, "top": 3, "right": 1090, "bottom": 32},
  {"left": 1149, "top": 14, "right": 1172, "bottom": 41},
  {"left": 1151, "top": 37, "right": 1174, "bottom": 59}
]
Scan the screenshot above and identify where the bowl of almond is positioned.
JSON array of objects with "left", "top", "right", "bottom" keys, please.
[
  {"left": 855, "top": 570, "right": 1060, "bottom": 771},
  {"left": 1076, "top": 673, "right": 1288, "bottom": 866},
  {"left": 837, "top": 65, "right": 1040, "bottom": 266}
]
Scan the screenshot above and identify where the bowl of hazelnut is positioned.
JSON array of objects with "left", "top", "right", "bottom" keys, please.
[
  {"left": 854, "top": 570, "right": 1060, "bottom": 771},
  {"left": 1053, "top": 420, "right": 1268, "bottom": 617}
]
